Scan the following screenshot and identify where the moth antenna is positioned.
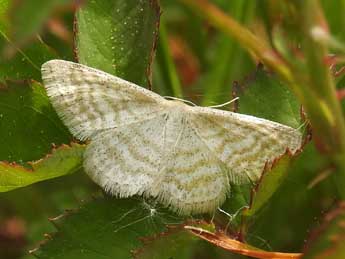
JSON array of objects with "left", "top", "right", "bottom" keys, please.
[
  {"left": 208, "top": 97, "right": 239, "bottom": 108},
  {"left": 163, "top": 96, "right": 197, "bottom": 106}
]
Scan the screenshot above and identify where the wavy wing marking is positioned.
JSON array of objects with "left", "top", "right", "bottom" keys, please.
[
  {"left": 83, "top": 113, "right": 169, "bottom": 198},
  {"left": 41, "top": 59, "right": 303, "bottom": 215},
  {"left": 84, "top": 110, "right": 230, "bottom": 215},
  {"left": 190, "top": 107, "right": 302, "bottom": 183},
  {"left": 41, "top": 59, "right": 165, "bottom": 140},
  {"left": 157, "top": 119, "right": 230, "bottom": 215}
]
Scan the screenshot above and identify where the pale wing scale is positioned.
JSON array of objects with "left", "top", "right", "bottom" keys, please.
[
  {"left": 84, "top": 113, "right": 170, "bottom": 198},
  {"left": 42, "top": 59, "right": 303, "bottom": 215},
  {"left": 156, "top": 118, "right": 230, "bottom": 215},
  {"left": 189, "top": 107, "right": 302, "bottom": 183},
  {"left": 41, "top": 60, "right": 166, "bottom": 140},
  {"left": 84, "top": 107, "right": 230, "bottom": 215}
]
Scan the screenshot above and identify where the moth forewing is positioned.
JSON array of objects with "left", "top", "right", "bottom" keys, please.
[{"left": 42, "top": 59, "right": 303, "bottom": 215}]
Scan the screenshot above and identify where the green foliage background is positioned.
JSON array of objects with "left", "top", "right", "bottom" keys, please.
[{"left": 0, "top": 0, "right": 345, "bottom": 258}]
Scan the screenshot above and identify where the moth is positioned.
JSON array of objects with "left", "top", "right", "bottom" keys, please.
[{"left": 41, "top": 60, "right": 302, "bottom": 215}]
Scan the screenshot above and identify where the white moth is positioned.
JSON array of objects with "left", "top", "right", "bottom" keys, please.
[{"left": 41, "top": 60, "right": 302, "bottom": 215}]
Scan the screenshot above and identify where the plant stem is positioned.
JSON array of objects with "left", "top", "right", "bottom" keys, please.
[
  {"left": 179, "top": 0, "right": 293, "bottom": 84},
  {"left": 301, "top": 0, "right": 345, "bottom": 196}
]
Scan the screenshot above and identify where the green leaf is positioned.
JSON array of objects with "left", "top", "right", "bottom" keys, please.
[
  {"left": 234, "top": 65, "right": 301, "bottom": 128},
  {"left": 216, "top": 183, "right": 251, "bottom": 229},
  {"left": 246, "top": 143, "right": 335, "bottom": 250},
  {"left": 220, "top": 66, "right": 302, "bottom": 224},
  {"left": 0, "top": 0, "right": 63, "bottom": 82},
  {"left": 0, "top": 143, "right": 85, "bottom": 192},
  {"left": 9, "top": 0, "right": 72, "bottom": 44},
  {"left": 0, "top": 171, "right": 97, "bottom": 258},
  {"left": 238, "top": 76, "right": 302, "bottom": 224},
  {"left": 134, "top": 224, "right": 206, "bottom": 259},
  {"left": 0, "top": 0, "right": 57, "bottom": 82},
  {"left": 0, "top": 81, "right": 71, "bottom": 162},
  {"left": 0, "top": 38, "right": 57, "bottom": 82},
  {"left": 243, "top": 152, "right": 292, "bottom": 218},
  {"left": 76, "top": 0, "right": 160, "bottom": 87},
  {"left": 32, "top": 197, "right": 198, "bottom": 259},
  {"left": 303, "top": 202, "right": 345, "bottom": 259}
]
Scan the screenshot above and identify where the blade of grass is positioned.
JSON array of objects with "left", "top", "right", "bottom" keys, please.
[
  {"left": 179, "top": 0, "right": 293, "bottom": 84},
  {"left": 156, "top": 17, "right": 183, "bottom": 98},
  {"left": 300, "top": 0, "right": 345, "bottom": 195},
  {"left": 201, "top": 1, "right": 256, "bottom": 106}
]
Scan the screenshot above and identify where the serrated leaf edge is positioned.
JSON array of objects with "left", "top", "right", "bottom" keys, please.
[
  {"left": 0, "top": 142, "right": 84, "bottom": 173},
  {"left": 132, "top": 219, "right": 208, "bottom": 258}
]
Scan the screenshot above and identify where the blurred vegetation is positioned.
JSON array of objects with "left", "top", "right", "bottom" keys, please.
[{"left": 0, "top": 0, "right": 345, "bottom": 258}]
